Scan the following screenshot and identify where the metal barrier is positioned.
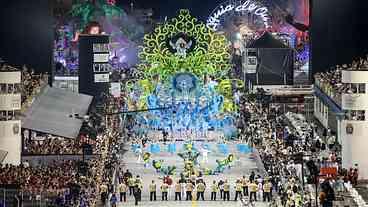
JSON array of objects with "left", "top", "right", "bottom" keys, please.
[{"left": 0, "top": 188, "right": 57, "bottom": 207}]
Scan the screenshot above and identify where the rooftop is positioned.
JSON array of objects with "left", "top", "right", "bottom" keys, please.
[{"left": 0, "top": 65, "right": 20, "bottom": 72}]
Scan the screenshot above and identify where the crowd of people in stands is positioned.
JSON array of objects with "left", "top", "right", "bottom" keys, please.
[
  {"left": 347, "top": 55, "right": 368, "bottom": 71},
  {"left": 23, "top": 136, "right": 84, "bottom": 155},
  {"left": 0, "top": 160, "right": 80, "bottom": 199},
  {"left": 314, "top": 55, "right": 368, "bottom": 104},
  {"left": 0, "top": 84, "right": 123, "bottom": 207},
  {"left": 314, "top": 65, "right": 343, "bottom": 103},
  {"left": 241, "top": 89, "right": 362, "bottom": 207},
  {"left": 22, "top": 132, "right": 97, "bottom": 155},
  {"left": 239, "top": 95, "right": 310, "bottom": 206},
  {"left": 20, "top": 65, "right": 49, "bottom": 109}
]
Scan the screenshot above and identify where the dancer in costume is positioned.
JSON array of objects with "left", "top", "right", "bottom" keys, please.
[
  {"left": 200, "top": 144, "right": 211, "bottom": 163},
  {"left": 131, "top": 141, "right": 143, "bottom": 163},
  {"left": 143, "top": 152, "right": 151, "bottom": 168},
  {"left": 136, "top": 146, "right": 143, "bottom": 163}
]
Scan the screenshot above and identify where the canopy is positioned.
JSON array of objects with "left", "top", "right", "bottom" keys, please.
[
  {"left": 245, "top": 32, "right": 294, "bottom": 85},
  {"left": 22, "top": 86, "right": 93, "bottom": 139}
]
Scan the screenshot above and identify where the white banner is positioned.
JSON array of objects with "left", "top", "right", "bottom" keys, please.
[
  {"left": 0, "top": 94, "right": 21, "bottom": 110},
  {"left": 245, "top": 56, "right": 257, "bottom": 74},
  {"left": 93, "top": 53, "right": 109, "bottom": 63},
  {"left": 342, "top": 94, "right": 368, "bottom": 110},
  {"left": 94, "top": 73, "right": 110, "bottom": 83},
  {"left": 110, "top": 82, "right": 121, "bottom": 98}
]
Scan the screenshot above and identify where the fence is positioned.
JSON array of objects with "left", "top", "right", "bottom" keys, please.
[{"left": 0, "top": 188, "right": 56, "bottom": 207}]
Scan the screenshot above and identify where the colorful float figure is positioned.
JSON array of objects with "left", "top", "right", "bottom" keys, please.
[{"left": 126, "top": 10, "right": 242, "bottom": 140}]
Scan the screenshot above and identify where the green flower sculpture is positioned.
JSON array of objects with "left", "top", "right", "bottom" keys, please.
[{"left": 139, "top": 9, "right": 231, "bottom": 81}]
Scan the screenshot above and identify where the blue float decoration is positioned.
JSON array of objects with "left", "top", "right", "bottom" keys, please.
[
  {"left": 133, "top": 73, "right": 236, "bottom": 136},
  {"left": 131, "top": 144, "right": 141, "bottom": 153},
  {"left": 150, "top": 144, "right": 161, "bottom": 154},
  {"left": 217, "top": 143, "right": 229, "bottom": 155},
  {"left": 201, "top": 143, "right": 211, "bottom": 151},
  {"left": 167, "top": 143, "right": 177, "bottom": 153},
  {"left": 236, "top": 144, "right": 252, "bottom": 154},
  {"left": 172, "top": 73, "right": 197, "bottom": 92}
]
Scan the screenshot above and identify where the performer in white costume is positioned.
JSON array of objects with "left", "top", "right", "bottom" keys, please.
[
  {"left": 200, "top": 145, "right": 211, "bottom": 163},
  {"left": 136, "top": 146, "right": 143, "bottom": 163}
]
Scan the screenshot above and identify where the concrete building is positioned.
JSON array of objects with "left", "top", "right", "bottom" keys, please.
[
  {"left": 314, "top": 63, "right": 368, "bottom": 179},
  {"left": 0, "top": 65, "right": 22, "bottom": 165}
]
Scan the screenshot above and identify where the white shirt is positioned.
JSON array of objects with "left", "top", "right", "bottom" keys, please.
[{"left": 257, "top": 183, "right": 263, "bottom": 192}]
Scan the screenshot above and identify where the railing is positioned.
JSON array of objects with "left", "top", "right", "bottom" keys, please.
[
  {"left": 0, "top": 188, "right": 57, "bottom": 207},
  {"left": 314, "top": 78, "right": 342, "bottom": 107},
  {"left": 20, "top": 154, "right": 101, "bottom": 166}
]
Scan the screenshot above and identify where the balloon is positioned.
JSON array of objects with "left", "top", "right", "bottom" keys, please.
[
  {"left": 223, "top": 126, "right": 237, "bottom": 140},
  {"left": 222, "top": 98, "right": 235, "bottom": 112}
]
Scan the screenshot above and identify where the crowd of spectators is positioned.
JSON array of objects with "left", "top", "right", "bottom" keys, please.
[
  {"left": 0, "top": 160, "right": 77, "bottom": 197},
  {"left": 23, "top": 135, "right": 85, "bottom": 155},
  {"left": 239, "top": 91, "right": 354, "bottom": 206},
  {"left": 347, "top": 56, "right": 368, "bottom": 71},
  {"left": 314, "top": 66, "right": 343, "bottom": 105},
  {"left": 244, "top": 87, "right": 367, "bottom": 206},
  {"left": 20, "top": 65, "right": 49, "bottom": 111},
  {"left": 314, "top": 55, "right": 368, "bottom": 106},
  {"left": 0, "top": 157, "right": 115, "bottom": 206},
  {"left": 0, "top": 89, "right": 123, "bottom": 206},
  {"left": 22, "top": 129, "right": 99, "bottom": 155}
]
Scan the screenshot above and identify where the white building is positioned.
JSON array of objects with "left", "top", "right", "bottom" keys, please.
[
  {"left": 0, "top": 66, "right": 22, "bottom": 165},
  {"left": 340, "top": 70, "right": 368, "bottom": 178},
  {"left": 314, "top": 67, "right": 368, "bottom": 179}
]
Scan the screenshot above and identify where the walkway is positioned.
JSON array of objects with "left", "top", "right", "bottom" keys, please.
[{"left": 117, "top": 200, "right": 270, "bottom": 207}]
